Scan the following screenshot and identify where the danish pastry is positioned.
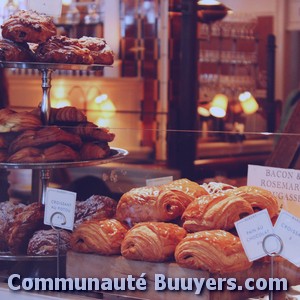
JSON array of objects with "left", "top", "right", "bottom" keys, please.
[
  {"left": 175, "top": 230, "right": 252, "bottom": 273},
  {"left": 78, "top": 36, "right": 114, "bottom": 65},
  {"left": 71, "top": 219, "right": 128, "bottom": 255},
  {"left": 1, "top": 10, "right": 57, "bottom": 43},
  {"left": 0, "top": 38, "right": 34, "bottom": 62},
  {"left": 35, "top": 35, "right": 94, "bottom": 64},
  {"left": 121, "top": 222, "right": 187, "bottom": 262}
]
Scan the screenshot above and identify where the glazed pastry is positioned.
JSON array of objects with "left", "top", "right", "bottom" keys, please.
[
  {"left": 35, "top": 35, "right": 94, "bottom": 64},
  {"left": 121, "top": 222, "right": 186, "bottom": 262},
  {"left": 78, "top": 36, "right": 114, "bottom": 65},
  {"left": 50, "top": 106, "right": 87, "bottom": 125},
  {"left": 0, "top": 108, "right": 42, "bottom": 133},
  {"left": 116, "top": 179, "right": 208, "bottom": 225},
  {"left": 67, "top": 122, "right": 115, "bottom": 142},
  {"left": 27, "top": 229, "right": 71, "bottom": 255},
  {"left": 8, "top": 144, "right": 80, "bottom": 163},
  {"left": 0, "top": 201, "right": 25, "bottom": 251},
  {"left": 175, "top": 230, "right": 252, "bottom": 274},
  {"left": 80, "top": 142, "right": 111, "bottom": 160},
  {"left": 75, "top": 195, "right": 117, "bottom": 225},
  {"left": 8, "top": 126, "right": 82, "bottom": 154},
  {"left": 0, "top": 38, "right": 34, "bottom": 62},
  {"left": 8, "top": 202, "right": 44, "bottom": 254},
  {"left": 226, "top": 186, "right": 279, "bottom": 218},
  {"left": 1, "top": 10, "right": 56, "bottom": 43},
  {"left": 182, "top": 193, "right": 254, "bottom": 232},
  {"left": 71, "top": 219, "right": 128, "bottom": 255},
  {"left": 201, "top": 181, "right": 236, "bottom": 194}
]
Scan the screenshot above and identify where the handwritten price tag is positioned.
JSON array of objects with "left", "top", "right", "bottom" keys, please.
[{"left": 27, "top": 0, "right": 62, "bottom": 17}]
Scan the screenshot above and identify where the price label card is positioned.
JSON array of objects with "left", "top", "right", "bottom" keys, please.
[
  {"left": 247, "top": 164, "right": 300, "bottom": 217},
  {"left": 44, "top": 187, "right": 76, "bottom": 231},
  {"left": 273, "top": 209, "right": 300, "bottom": 267},
  {"left": 235, "top": 209, "right": 276, "bottom": 261},
  {"left": 27, "top": 0, "right": 62, "bottom": 17},
  {"left": 146, "top": 176, "right": 173, "bottom": 186}
]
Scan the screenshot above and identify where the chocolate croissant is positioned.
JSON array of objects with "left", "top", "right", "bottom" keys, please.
[
  {"left": 175, "top": 230, "right": 252, "bottom": 274},
  {"left": 182, "top": 193, "right": 254, "bottom": 232},
  {"left": 0, "top": 38, "right": 34, "bottom": 62},
  {"left": 71, "top": 219, "right": 128, "bottom": 255},
  {"left": 121, "top": 222, "right": 186, "bottom": 262}
]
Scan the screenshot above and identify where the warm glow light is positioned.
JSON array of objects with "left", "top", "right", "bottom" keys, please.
[
  {"left": 197, "top": 105, "right": 211, "bottom": 117},
  {"left": 238, "top": 91, "right": 259, "bottom": 114},
  {"left": 62, "top": 0, "right": 72, "bottom": 5},
  {"left": 95, "top": 118, "right": 110, "bottom": 127},
  {"left": 89, "top": 94, "right": 116, "bottom": 119},
  {"left": 52, "top": 99, "right": 71, "bottom": 108},
  {"left": 198, "top": 0, "right": 221, "bottom": 5},
  {"left": 209, "top": 93, "right": 228, "bottom": 118}
]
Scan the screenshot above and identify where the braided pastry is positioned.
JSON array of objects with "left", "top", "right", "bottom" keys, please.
[
  {"left": 1, "top": 10, "right": 56, "bottom": 43},
  {"left": 0, "top": 38, "right": 34, "bottom": 62},
  {"left": 182, "top": 193, "right": 254, "bottom": 232},
  {"left": 71, "top": 219, "right": 128, "bottom": 255},
  {"left": 175, "top": 230, "right": 252, "bottom": 274},
  {"left": 121, "top": 222, "right": 187, "bottom": 262}
]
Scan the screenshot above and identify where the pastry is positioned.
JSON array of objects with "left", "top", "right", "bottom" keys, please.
[
  {"left": 116, "top": 179, "right": 207, "bottom": 225},
  {"left": 1, "top": 10, "right": 57, "bottom": 43},
  {"left": 121, "top": 222, "right": 187, "bottom": 262},
  {"left": 226, "top": 186, "right": 279, "bottom": 218},
  {"left": 75, "top": 195, "right": 117, "bottom": 225},
  {"left": 8, "top": 143, "right": 80, "bottom": 163},
  {"left": 50, "top": 106, "right": 87, "bottom": 125},
  {"left": 0, "top": 132, "right": 18, "bottom": 148},
  {"left": 0, "top": 38, "right": 34, "bottom": 62},
  {"left": 8, "top": 126, "right": 82, "bottom": 154},
  {"left": 7, "top": 202, "right": 44, "bottom": 254},
  {"left": 175, "top": 230, "right": 252, "bottom": 273},
  {"left": 27, "top": 229, "right": 71, "bottom": 255},
  {"left": 80, "top": 141, "right": 111, "bottom": 160},
  {"left": 182, "top": 193, "right": 254, "bottom": 232},
  {"left": 71, "top": 219, "right": 128, "bottom": 255},
  {"left": 78, "top": 36, "right": 114, "bottom": 65},
  {"left": 0, "top": 108, "right": 42, "bottom": 133},
  {"left": 35, "top": 35, "right": 94, "bottom": 64},
  {"left": 201, "top": 181, "right": 236, "bottom": 194},
  {"left": 0, "top": 149, "right": 7, "bottom": 162}
]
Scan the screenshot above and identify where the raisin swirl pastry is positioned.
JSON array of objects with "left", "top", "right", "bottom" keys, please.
[
  {"left": 0, "top": 38, "right": 34, "bottom": 62},
  {"left": 175, "top": 230, "right": 252, "bottom": 274},
  {"left": 1, "top": 10, "right": 57, "bottom": 43},
  {"left": 35, "top": 35, "right": 94, "bottom": 64},
  {"left": 71, "top": 219, "right": 128, "bottom": 255},
  {"left": 121, "top": 222, "right": 187, "bottom": 262}
]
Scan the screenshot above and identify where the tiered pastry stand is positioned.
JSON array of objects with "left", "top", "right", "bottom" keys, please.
[{"left": 0, "top": 61, "right": 128, "bottom": 278}]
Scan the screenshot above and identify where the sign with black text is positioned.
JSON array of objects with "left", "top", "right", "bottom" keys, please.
[{"left": 27, "top": 0, "right": 62, "bottom": 17}]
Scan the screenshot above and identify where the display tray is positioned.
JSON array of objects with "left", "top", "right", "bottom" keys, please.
[
  {"left": 0, "top": 252, "right": 64, "bottom": 261},
  {"left": 0, "top": 61, "right": 111, "bottom": 71},
  {"left": 0, "top": 147, "right": 128, "bottom": 169}
]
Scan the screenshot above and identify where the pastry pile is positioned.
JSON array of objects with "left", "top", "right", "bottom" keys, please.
[
  {"left": 0, "top": 10, "right": 114, "bottom": 65},
  {"left": 70, "top": 178, "right": 280, "bottom": 274},
  {"left": 0, "top": 106, "right": 115, "bottom": 163}
]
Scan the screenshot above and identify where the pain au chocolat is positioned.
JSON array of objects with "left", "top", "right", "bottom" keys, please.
[{"left": 0, "top": 38, "right": 34, "bottom": 62}]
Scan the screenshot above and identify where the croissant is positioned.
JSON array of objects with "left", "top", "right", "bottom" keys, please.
[
  {"left": 50, "top": 106, "right": 87, "bottom": 125},
  {"left": 182, "top": 193, "right": 254, "bottom": 232},
  {"left": 79, "top": 141, "right": 111, "bottom": 160},
  {"left": 175, "top": 230, "right": 252, "bottom": 274},
  {"left": 71, "top": 219, "right": 128, "bottom": 255},
  {"left": 226, "top": 186, "right": 279, "bottom": 218},
  {"left": 121, "top": 222, "right": 187, "bottom": 262}
]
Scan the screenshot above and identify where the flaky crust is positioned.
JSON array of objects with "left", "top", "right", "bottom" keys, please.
[
  {"left": 121, "top": 222, "right": 187, "bottom": 262},
  {"left": 1, "top": 10, "right": 56, "bottom": 43},
  {"left": 182, "top": 193, "right": 254, "bottom": 232},
  {"left": 0, "top": 38, "right": 34, "bottom": 62},
  {"left": 35, "top": 35, "right": 94, "bottom": 64},
  {"left": 175, "top": 230, "right": 252, "bottom": 273},
  {"left": 0, "top": 108, "right": 42, "bottom": 133},
  {"left": 116, "top": 179, "right": 207, "bottom": 225},
  {"left": 71, "top": 219, "right": 128, "bottom": 255},
  {"left": 8, "top": 203, "right": 44, "bottom": 254},
  {"left": 225, "top": 186, "right": 279, "bottom": 218},
  {"left": 7, "top": 143, "right": 80, "bottom": 163},
  {"left": 80, "top": 142, "right": 111, "bottom": 160},
  {"left": 8, "top": 126, "right": 82, "bottom": 154},
  {"left": 27, "top": 229, "right": 71, "bottom": 255},
  {"left": 75, "top": 195, "right": 117, "bottom": 226},
  {"left": 50, "top": 106, "right": 87, "bottom": 125},
  {"left": 78, "top": 36, "right": 114, "bottom": 65}
]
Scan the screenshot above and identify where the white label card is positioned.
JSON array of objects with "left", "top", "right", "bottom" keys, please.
[
  {"left": 273, "top": 209, "right": 300, "bottom": 267},
  {"left": 247, "top": 164, "right": 300, "bottom": 217},
  {"left": 146, "top": 176, "right": 173, "bottom": 186},
  {"left": 27, "top": 0, "right": 62, "bottom": 17},
  {"left": 44, "top": 187, "right": 76, "bottom": 231},
  {"left": 235, "top": 209, "right": 276, "bottom": 261}
]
